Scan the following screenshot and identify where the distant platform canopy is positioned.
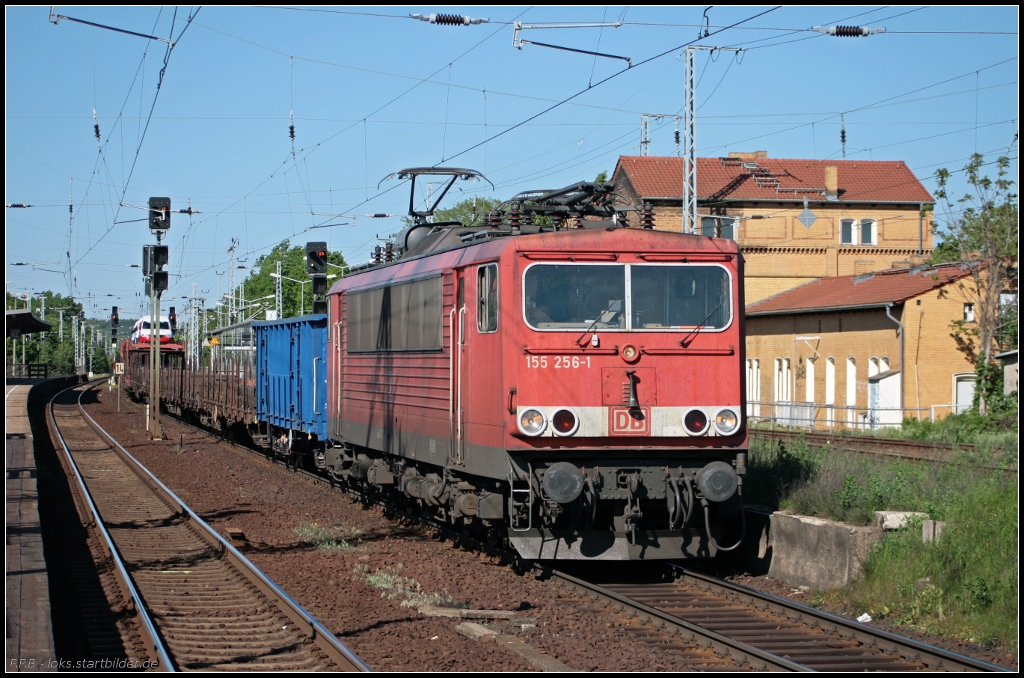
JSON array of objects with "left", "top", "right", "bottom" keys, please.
[{"left": 6, "top": 309, "right": 53, "bottom": 338}]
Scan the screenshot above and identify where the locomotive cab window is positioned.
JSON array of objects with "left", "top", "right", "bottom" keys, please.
[
  {"left": 477, "top": 263, "right": 498, "bottom": 333},
  {"left": 524, "top": 263, "right": 731, "bottom": 331}
]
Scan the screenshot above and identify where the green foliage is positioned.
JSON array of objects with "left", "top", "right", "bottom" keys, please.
[
  {"left": 818, "top": 477, "right": 1018, "bottom": 648},
  {"left": 293, "top": 521, "right": 360, "bottom": 551},
  {"left": 352, "top": 563, "right": 457, "bottom": 608},
  {"left": 400, "top": 196, "right": 502, "bottom": 229},
  {"left": 933, "top": 154, "right": 1018, "bottom": 413},
  {"left": 5, "top": 290, "right": 93, "bottom": 375},
  {"left": 235, "top": 240, "right": 347, "bottom": 320}
]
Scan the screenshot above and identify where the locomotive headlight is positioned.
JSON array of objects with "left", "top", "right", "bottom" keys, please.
[
  {"left": 683, "top": 408, "right": 710, "bottom": 435},
  {"left": 519, "top": 409, "right": 547, "bottom": 436},
  {"left": 714, "top": 409, "right": 738, "bottom": 435},
  {"left": 551, "top": 409, "right": 579, "bottom": 436}
]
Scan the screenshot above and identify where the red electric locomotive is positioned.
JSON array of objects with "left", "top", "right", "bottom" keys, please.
[{"left": 324, "top": 168, "right": 748, "bottom": 561}]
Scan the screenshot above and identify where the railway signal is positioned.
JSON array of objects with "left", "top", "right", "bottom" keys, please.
[
  {"left": 111, "top": 306, "right": 118, "bottom": 344},
  {"left": 168, "top": 307, "right": 177, "bottom": 333},
  {"left": 149, "top": 197, "right": 171, "bottom": 232},
  {"left": 306, "top": 242, "right": 327, "bottom": 275}
]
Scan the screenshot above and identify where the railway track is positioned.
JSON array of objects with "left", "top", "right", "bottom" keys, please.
[
  {"left": 112, "top": 395, "right": 1010, "bottom": 671},
  {"left": 552, "top": 566, "right": 1009, "bottom": 672},
  {"left": 750, "top": 429, "right": 1016, "bottom": 474},
  {"left": 48, "top": 382, "right": 369, "bottom": 672}
]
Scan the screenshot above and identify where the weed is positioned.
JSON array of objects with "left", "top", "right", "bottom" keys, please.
[
  {"left": 294, "top": 521, "right": 360, "bottom": 551},
  {"left": 352, "top": 563, "right": 457, "bottom": 608}
]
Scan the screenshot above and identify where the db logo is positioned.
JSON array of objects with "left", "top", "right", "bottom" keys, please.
[{"left": 609, "top": 407, "right": 650, "bottom": 435}]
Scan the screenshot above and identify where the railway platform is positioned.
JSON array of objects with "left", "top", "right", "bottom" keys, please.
[{"left": 5, "top": 378, "right": 79, "bottom": 672}]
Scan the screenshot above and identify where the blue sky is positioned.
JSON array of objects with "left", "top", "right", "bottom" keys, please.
[{"left": 5, "top": 6, "right": 1018, "bottom": 318}]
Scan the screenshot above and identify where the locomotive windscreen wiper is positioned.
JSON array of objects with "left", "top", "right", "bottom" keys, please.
[
  {"left": 575, "top": 299, "right": 623, "bottom": 346},
  {"left": 679, "top": 299, "right": 725, "bottom": 347}
]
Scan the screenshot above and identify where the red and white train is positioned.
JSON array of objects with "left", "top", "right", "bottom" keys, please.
[{"left": 322, "top": 169, "right": 748, "bottom": 560}]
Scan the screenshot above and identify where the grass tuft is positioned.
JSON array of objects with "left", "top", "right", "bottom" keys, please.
[
  {"left": 293, "top": 521, "right": 360, "bottom": 551},
  {"left": 352, "top": 563, "right": 458, "bottom": 608}
]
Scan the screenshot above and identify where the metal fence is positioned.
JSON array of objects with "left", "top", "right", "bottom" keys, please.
[
  {"left": 5, "top": 363, "right": 49, "bottom": 379},
  {"left": 746, "top": 400, "right": 958, "bottom": 431}
]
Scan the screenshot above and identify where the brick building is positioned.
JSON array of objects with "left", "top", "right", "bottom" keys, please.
[
  {"left": 612, "top": 154, "right": 935, "bottom": 305},
  {"left": 743, "top": 263, "right": 977, "bottom": 428}
]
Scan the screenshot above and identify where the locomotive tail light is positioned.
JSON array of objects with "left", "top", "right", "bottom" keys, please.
[
  {"left": 551, "top": 409, "right": 579, "bottom": 436},
  {"left": 697, "top": 461, "right": 739, "bottom": 503},
  {"left": 683, "top": 408, "right": 710, "bottom": 435},
  {"left": 519, "top": 409, "right": 547, "bottom": 436},
  {"left": 621, "top": 344, "right": 640, "bottom": 363},
  {"left": 543, "top": 462, "right": 585, "bottom": 504},
  {"left": 714, "top": 409, "right": 739, "bottom": 435}
]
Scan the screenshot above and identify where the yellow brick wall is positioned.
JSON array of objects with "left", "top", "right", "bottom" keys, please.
[
  {"left": 745, "top": 285, "right": 978, "bottom": 425},
  {"left": 903, "top": 279, "right": 978, "bottom": 416}
]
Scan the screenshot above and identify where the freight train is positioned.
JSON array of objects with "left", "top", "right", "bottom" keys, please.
[{"left": 122, "top": 168, "right": 749, "bottom": 561}]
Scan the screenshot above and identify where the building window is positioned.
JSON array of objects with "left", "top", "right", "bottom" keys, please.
[
  {"left": 806, "top": 357, "right": 815, "bottom": 404},
  {"left": 860, "top": 219, "right": 877, "bottom": 245},
  {"left": 701, "top": 216, "right": 736, "bottom": 240},
  {"left": 846, "top": 357, "right": 857, "bottom": 424},
  {"left": 881, "top": 357, "right": 890, "bottom": 372},
  {"left": 840, "top": 219, "right": 855, "bottom": 244},
  {"left": 774, "top": 358, "right": 792, "bottom": 402},
  {"left": 826, "top": 357, "right": 836, "bottom": 424},
  {"left": 963, "top": 303, "right": 975, "bottom": 322},
  {"left": 746, "top": 359, "right": 761, "bottom": 418},
  {"left": 869, "top": 356, "right": 880, "bottom": 378}
]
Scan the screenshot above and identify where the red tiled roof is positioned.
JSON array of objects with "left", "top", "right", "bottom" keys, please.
[
  {"left": 745, "top": 264, "right": 972, "bottom": 315},
  {"left": 615, "top": 156, "right": 934, "bottom": 203}
]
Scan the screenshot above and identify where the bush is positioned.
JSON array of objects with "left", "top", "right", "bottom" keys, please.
[{"left": 818, "top": 477, "right": 1018, "bottom": 648}]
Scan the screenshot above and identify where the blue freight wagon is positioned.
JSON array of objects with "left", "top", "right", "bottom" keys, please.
[{"left": 253, "top": 315, "right": 328, "bottom": 442}]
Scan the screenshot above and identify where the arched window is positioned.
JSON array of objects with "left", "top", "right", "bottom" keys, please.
[
  {"left": 783, "top": 358, "right": 792, "bottom": 401},
  {"left": 774, "top": 358, "right": 783, "bottom": 402},
  {"left": 826, "top": 357, "right": 836, "bottom": 426},
  {"left": 860, "top": 219, "right": 877, "bottom": 245},
  {"left": 869, "top": 356, "right": 880, "bottom": 378},
  {"left": 806, "top": 357, "right": 816, "bottom": 404},
  {"left": 881, "top": 357, "right": 890, "bottom": 372},
  {"left": 840, "top": 218, "right": 855, "bottom": 245},
  {"left": 847, "top": 357, "right": 857, "bottom": 425}
]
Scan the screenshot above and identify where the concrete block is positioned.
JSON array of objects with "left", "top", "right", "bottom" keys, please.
[
  {"left": 455, "top": 622, "right": 499, "bottom": 641},
  {"left": 418, "top": 605, "right": 462, "bottom": 618},
  {"left": 460, "top": 609, "right": 516, "bottom": 620},
  {"left": 768, "top": 511, "right": 883, "bottom": 590},
  {"left": 874, "top": 511, "right": 927, "bottom": 530},
  {"left": 922, "top": 519, "right": 946, "bottom": 543}
]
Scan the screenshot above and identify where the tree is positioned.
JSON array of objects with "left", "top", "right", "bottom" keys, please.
[
  {"left": 401, "top": 196, "right": 502, "bottom": 229},
  {"left": 235, "top": 240, "right": 347, "bottom": 320},
  {"left": 933, "top": 154, "right": 1019, "bottom": 412}
]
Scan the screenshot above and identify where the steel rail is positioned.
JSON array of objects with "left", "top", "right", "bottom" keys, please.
[
  {"left": 547, "top": 568, "right": 806, "bottom": 671},
  {"left": 750, "top": 429, "right": 1015, "bottom": 474},
  {"left": 48, "top": 379, "right": 175, "bottom": 671},
  {"left": 671, "top": 567, "right": 1011, "bottom": 672},
  {"left": 75, "top": 384, "right": 372, "bottom": 672}
]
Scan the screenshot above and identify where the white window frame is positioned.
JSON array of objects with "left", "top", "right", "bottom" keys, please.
[
  {"left": 840, "top": 218, "right": 856, "bottom": 245},
  {"left": 805, "top": 357, "right": 815, "bottom": 404},
  {"left": 846, "top": 356, "right": 857, "bottom": 424},
  {"left": 860, "top": 219, "right": 877, "bottom": 246}
]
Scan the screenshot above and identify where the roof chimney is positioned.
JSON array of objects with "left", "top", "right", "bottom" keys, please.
[
  {"left": 728, "top": 151, "right": 768, "bottom": 160},
  {"left": 824, "top": 165, "right": 838, "bottom": 201}
]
